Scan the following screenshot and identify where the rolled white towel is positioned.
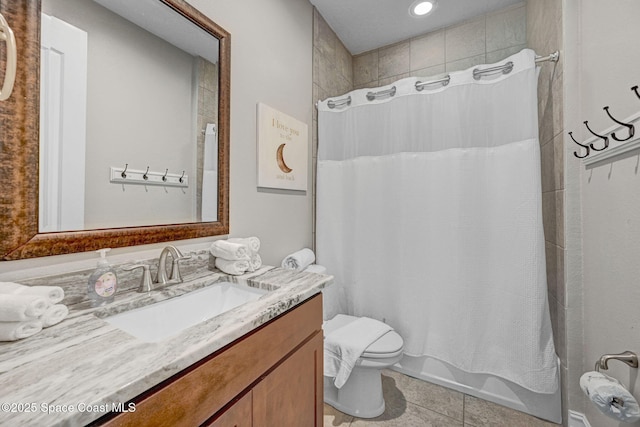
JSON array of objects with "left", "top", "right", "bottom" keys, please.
[
  {"left": 247, "top": 254, "right": 262, "bottom": 272},
  {"left": 210, "top": 241, "right": 251, "bottom": 261},
  {"left": 0, "top": 282, "right": 64, "bottom": 304},
  {"left": 0, "top": 294, "right": 50, "bottom": 322},
  {"left": 39, "top": 304, "right": 69, "bottom": 328},
  {"left": 228, "top": 237, "right": 261, "bottom": 254},
  {"left": 281, "top": 248, "right": 315, "bottom": 271},
  {"left": 215, "top": 258, "right": 250, "bottom": 276},
  {"left": 0, "top": 320, "right": 43, "bottom": 341}
]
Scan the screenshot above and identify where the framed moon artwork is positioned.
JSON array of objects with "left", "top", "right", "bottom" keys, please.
[{"left": 256, "top": 102, "right": 308, "bottom": 191}]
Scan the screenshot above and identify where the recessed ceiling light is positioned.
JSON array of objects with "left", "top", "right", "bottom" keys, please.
[{"left": 410, "top": 0, "right": 436, "bottom": 17}]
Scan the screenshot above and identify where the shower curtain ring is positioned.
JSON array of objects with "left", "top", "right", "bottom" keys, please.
[
  {"left": 162, "top": 168, "right": 168, "bottom": 182},
  {"left": 121, "top": 163, "right": 128, "bottom": 179},
  {"left": 632, "top": 85, "right": 640, "bottom": 100},
  {"left": 569, "top": 132, "right": 590, "bottom": 159},
  {"left": 583, "top": 121, "right": 609, "bottom": 151},
  {"left": 143, "top": 166, "right": 150, "bottom": 180},
  {"left": 179, "top": 170, "right": 185, "bottom": 183},
  {"left": 603, "top": 106, "right": 635, "bottom": 142}
]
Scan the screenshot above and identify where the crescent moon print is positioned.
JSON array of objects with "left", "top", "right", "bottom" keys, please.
[{"left": 276, "top": 143, "right": 293, "bottom": 173}]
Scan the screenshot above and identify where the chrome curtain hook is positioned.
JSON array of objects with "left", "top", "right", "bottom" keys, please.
[
  {"left": 179, "top": 170, "right": 185, "bottom": 183},
  {"left": 569, "top": 131, "right": 590, "bottom": 159},
  {"left": 584, "top": 120, "right": 609, "bottom": 151},
  {"left": 603, "top": 106, "right": 635, "bottom": 142},
  {"left": 143, "top": 166, "right": 150, "bottom": 180},
  {"left": 162, "top": 168, "right": 168, "bottom": 182},
  {"left": 121, "top": 163, "right": 128, "bottom": 179}
]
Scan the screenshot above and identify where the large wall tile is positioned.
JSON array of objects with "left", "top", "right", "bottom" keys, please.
[
  {"left": 445, "top": 54, "right": 486, "bottom": 73},
  {"left": 445, "top": 17, "right": 486, "bottom": 62},
  {"left": 410, "top": 30, "right": 445, "bottom": 71},
  {"left": 353, "top": 50, "right": 379, "bottom": 86},
  {"left": 378, "top": 41, "right": 410, "bottom": 79},
  {"left": 486, "top": 44, "right": 527, "bottom": 64},
  {"left": 486, "top": 4, "right": 526, "bottom": 53}
]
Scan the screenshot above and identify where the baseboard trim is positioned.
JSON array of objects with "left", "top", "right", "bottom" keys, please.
[{"left": 568, "top": 410, "right": 591, "bottom": 427}]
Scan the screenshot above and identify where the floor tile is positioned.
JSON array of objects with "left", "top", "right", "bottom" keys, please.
[
  {"left": 350, "top": 400, "right": 462, "bottom": 427},
  {"left": 382, "top": 369, "right": 464, "bottom": 421},
  {"left": 463, "top": 395, "right": 559, "bottom": 427},
  {"left": 324, "top": 403, "right": 354, "bottom": 427}
]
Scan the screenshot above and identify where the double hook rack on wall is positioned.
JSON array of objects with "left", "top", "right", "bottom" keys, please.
[
  {"left": 570, "top": 85, "right": 640, "bottom": 159},
  {"left": 109, "top": 164, "right": 189, "bottom": 188}
]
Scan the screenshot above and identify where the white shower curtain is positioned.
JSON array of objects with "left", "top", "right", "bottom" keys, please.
[{"left": 316, "top": 49, "right": 558, "bottom": 394}]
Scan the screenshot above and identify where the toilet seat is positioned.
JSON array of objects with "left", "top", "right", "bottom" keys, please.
[{"left": 323, "top": 314, "right": 404, "bottom": 359}]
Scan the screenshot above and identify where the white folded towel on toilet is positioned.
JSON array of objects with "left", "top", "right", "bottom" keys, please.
[
  {"left": 324, "top": 316, "right": 393, "bottom": 389},
  {"left": 281, "top": 248, "right": 315, "bottom": 271},
  {"left": 0, "top": 320, "right": 43, "bottom": 341},
  {"left": 210, "top": 241, "right": 251, "bottom": 261},
  {"left": 39, "top": 304, "right": 69, "bottom": 328},
  {"left": 215, "top": 258, "right": 250, "bottom": 276},
  {"left": 0, "top": 282, "right": 65, "bottom": 304},
  {"left": 228, "top": 237, "right": 261, "bottom": 254},
  {"left": 0, "top": 294, "right": 50, "bottom": 322}
]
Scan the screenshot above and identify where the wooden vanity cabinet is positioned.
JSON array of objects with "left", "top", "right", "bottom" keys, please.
[{"left": 99, "top": 294, "right": 323, "bottom": 427}]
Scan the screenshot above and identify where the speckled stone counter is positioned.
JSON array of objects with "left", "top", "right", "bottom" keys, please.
[{"left": 0, "top": 252, "right": 332, "bottom": 426}]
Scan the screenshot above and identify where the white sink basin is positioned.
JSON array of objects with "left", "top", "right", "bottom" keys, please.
[{"left": 104, "top": 281, "right": 268, "bottom": 342}]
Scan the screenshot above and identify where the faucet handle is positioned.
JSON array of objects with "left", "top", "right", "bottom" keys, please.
[
  {"left": 124, "top": 264, "right": 153, "bottom": 292},
  {"left": 170, "top": 255, "right": 192, "bottom": 283}
]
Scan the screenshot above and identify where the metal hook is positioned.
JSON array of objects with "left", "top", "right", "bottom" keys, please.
[
  {"left": 121, "top": 163, "right": 128, "bottom": 179},
  {"left": 632, "top": 85, "right": 640, "bottom": 100},
  {"left": 603, "top": 106, "right": 635, "bottom": 142},
  {"left": 143, "top": 166, "right": 150, "bottom": 180},
  {"left": 162, "top": 168, "right": 168, "bottom": 182},
  {"left": 569, "top": 131, "right": 590, "bottom": 159},
  {"left": 179, "top": 171, "right": 185, "bottom": 183},
  {"left": 584, "top": 121, "right": 609, "bottom": 151}
]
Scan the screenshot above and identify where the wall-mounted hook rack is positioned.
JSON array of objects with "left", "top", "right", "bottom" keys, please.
[
  {"left": 109, "top": 166, "right": 189, "bottom": 188},
  {"left": 581, "top": 84, "right": 640, "bottom": 166}
]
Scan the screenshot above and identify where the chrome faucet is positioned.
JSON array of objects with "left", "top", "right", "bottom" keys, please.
[
  {"left": 125, "top": 245, "right": 191, "bottom": 292},
  {"left": 157, "top": 245, "right": 190, "bottom": 285}
]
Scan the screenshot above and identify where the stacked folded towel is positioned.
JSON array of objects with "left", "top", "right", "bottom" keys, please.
[
  {"left": 0, "top": 282, "right": 68, "bottom": 342},
  {"left": 210, "top": 237, "right": 262, "bottom": 276},
  {"left": 281, "top": 248, "right": 316, "bottom": 271}
]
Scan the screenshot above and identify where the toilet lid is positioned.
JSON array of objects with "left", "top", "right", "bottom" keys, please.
[{"left": 323, "top": 314, "right": 404, "bottom": 358}]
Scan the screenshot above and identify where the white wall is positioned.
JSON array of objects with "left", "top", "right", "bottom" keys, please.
[
  {"left": 0, "top": 0, "right": 313, "bottom": 275},
  {"left": 189, "top": 0, "right": 314, "bottom": 266},
  {"left": 565, "top": 1, "right": 640, "bottom": 425}
]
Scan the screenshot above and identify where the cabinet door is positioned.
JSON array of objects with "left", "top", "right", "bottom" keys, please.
[
  {"left": 205, "top": 391, "right": 252, "bottom": 427},
  {"left": 253, "top": 331, "right": 323, "bottom": 427}
]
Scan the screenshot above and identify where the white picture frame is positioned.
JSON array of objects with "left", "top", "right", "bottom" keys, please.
[{"left": 256, "top": 102, "right": 308, "bottom": 191}]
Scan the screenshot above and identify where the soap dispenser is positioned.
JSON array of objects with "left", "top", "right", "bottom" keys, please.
[{"left": 87, "top": 248, "right": 118, "bottom": 307}]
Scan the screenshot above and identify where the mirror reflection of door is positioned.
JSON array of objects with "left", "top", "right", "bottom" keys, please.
[
  {"left": 39, "top": 0, "right": 220, "bottom": 233},
  {"left": 39, "top": 14, "right": 88, "bottom": 232}
]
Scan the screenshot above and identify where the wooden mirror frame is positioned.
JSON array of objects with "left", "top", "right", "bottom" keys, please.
[{"left": 0, "top": 0, "right": 230, "bottom": 260}]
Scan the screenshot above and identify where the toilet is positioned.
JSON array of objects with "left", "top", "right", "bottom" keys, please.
[{"left": 322, "top": 314, "right": 404, "bottom": 418}]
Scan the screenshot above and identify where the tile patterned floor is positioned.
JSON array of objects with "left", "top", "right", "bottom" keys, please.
[{"left": 323, "top": 370, "right": 560, "bottom": 427}]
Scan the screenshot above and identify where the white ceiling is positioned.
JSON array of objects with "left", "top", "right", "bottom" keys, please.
[{"left": 310, "top": 0, "right": 524, "bottom": 55}]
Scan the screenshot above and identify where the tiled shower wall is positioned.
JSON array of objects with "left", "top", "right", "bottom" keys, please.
[
  {"left": 312, "top": 9, "right": 353, "bottom": 247},
  {"left": 351, "top": 2, "right": 526, "bottom": 89},
  {"left": 526, "top": 1, "right": 568, "bottom": 423}
]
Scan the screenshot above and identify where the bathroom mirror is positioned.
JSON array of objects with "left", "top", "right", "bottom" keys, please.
[{"left": 0, "top": 0, "right": 230, "bottom": 260}]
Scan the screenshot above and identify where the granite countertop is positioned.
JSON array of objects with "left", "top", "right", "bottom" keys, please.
[{"left": 0, "top": 253, "right": 332, "bottom": 426}]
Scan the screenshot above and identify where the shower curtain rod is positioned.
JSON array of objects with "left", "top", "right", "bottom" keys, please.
[{"left": 317, "top": 51, "right": 560, "bottom": 109}]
